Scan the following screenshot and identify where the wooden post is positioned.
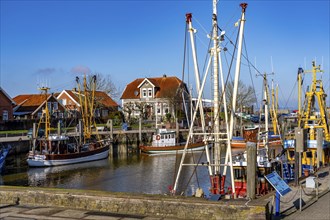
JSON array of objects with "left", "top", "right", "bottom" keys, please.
[
  {"left": 316, "top": 129, "right": 323, "bottom": 169},
  {"left": 78, "top": 120, "right": 82, "bottom": 145},
  {"left": 139, "top": 117, "right": 142, "bottom": 142},
  {"left": 247, "top": 142, "right": 257, "bottom": 199},
  {"left": 109, "top": 119, "right": 113, "bottom": 155},
  {"left": 176, "top": 121, "right": 179, "bottom": 143},
  {"left": 294, "top": 151, "right": 299, "bottom": 187},
  {"left": 32, "top": 123, "right": 37, "bottom": 152}
]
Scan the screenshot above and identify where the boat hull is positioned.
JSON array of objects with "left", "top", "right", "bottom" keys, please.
[
  {"left": 27, "top": 145, "right": 110, "bottom": 167},
  {"left": 139, "top": 142, "right": 206, "bottom": 155},
  {"left": 231, "top": 139, "right": 282, "bottom": 148}
]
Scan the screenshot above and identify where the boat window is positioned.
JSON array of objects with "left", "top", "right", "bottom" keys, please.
[
  {"left": 171, "top": 134, "right": 174, "bottom": 138},
  {"left": 161, "top": 135, "right": 164, "bottom": 139}
]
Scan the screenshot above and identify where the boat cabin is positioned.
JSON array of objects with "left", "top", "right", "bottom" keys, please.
[{"left": 152, "top": 129, "right": 176, "bottom": 147}]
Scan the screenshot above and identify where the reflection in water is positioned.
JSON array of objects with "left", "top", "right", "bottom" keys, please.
[{"left": 2, "top": 152, "right": 213, "bottom": 196}]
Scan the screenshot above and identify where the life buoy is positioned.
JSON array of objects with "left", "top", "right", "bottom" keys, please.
[{"left": 156, "top": 135, "right": 161, "bottom": 141}]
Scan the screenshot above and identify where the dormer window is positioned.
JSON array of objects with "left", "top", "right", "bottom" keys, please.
[
  {"left": 148, "top": 88, "right": 152, "bottom": 97},
  {"left": 142, "top": 88, "right": 147, "bottom": 98}
]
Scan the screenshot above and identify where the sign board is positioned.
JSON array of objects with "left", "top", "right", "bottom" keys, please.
[{"left": 265, "top": 171, "right": 292, "bottom": 197}]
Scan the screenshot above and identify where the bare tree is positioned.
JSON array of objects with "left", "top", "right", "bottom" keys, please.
[
  {"left": 86, "top": 73, "right": 119, "bottom": 99},
  {"left": 225, "top": 80, "right": 257, "bottom": 112},
  {"left": 162, "top": 84, "right": 188, "bottom": 122}
]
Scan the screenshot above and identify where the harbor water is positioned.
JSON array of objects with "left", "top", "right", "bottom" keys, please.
[{"left": 0, "top": 151, "right": 216, "bottom": 196}]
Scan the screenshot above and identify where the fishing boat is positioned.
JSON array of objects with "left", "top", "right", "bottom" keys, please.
[
  {"left": 139, "top": 128, "right": 205, "bottom": 154},
  {"left": 27, "top": 75, "right": 110, "bottom": 167},
  {"left": 283, "top": 62, "right": 330, "bottom": 172},
  {"left": 0, "top": 145, "right": 11, "bottom": 173},
  {"left": 172, "top": 1, "right": 283, "bottom": 198},
  {"left": 231, "top": 126, "right": 282, "bottom": 148}
]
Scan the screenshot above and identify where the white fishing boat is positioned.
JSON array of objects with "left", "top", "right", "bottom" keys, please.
[
  {"left": 27, "top": 75, "right": 110, "bottom": 167},
  {"left": 139, "top": 128, "right": 205, "bottom": 155}
]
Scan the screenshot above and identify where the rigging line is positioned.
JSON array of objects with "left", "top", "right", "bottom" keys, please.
[
  {"left": 243, "top": 36, "right": 259, "bottom": 110},
  {"left": 192, "top": 16, "right": 209, "bottom": 36},
  {"left": 284, "top": 80, "right": 298, "bottom": 110},
  {"left": 195, "top": 34, "right": 210, "bottom": 51},
  {"left": 277, "top": 85, "right": 287, "bottom": 109},
  {"left": 207, "top": 22, "right": 240, "bottom": 134},
  {"left": 182, "top": 148, "right": 206, "bottom": 193},
  {"left": 202, "top": 37, "right": 213, "bottom": 76},
  {"left": 222, "top": 7, "right": 241, "bottom": 34},
  {"left": 219, "top": 26, "right": 262, "bottom": 76}
]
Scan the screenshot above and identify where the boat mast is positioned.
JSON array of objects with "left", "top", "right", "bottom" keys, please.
[
  {"left": 211, "top": 0, "right": 221, "bottom": 177},
  {"left": 222, "top": 3, "right": 248, "bottom": 195},
  {"left": 37, "top": 87, "right": 51, "bottom": 140},
  {"left": 186, "top": 13, "right": 212, "bottom": 175},
  {"left": 299, "top": 62, "right": 329, "bottom": 141},
  {"left": 297, "top": 67, "right": 303, "bottom": 127},
  {"left": 263, "top": 74, "right": 269, "bottom": 152},
  {"left": 76, "top": 75, "right": 100, "bottom": 143}
]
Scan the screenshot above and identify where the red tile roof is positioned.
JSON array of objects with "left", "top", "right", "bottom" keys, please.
[
  {"left": 121, "top": 76, "right": 183, "bottom": 99},
  {"left": 13, "top": 94, "right": 50, "bottom": 107},
  {"left": 70, "top": 90, "right": 118, "bottom": 107}
]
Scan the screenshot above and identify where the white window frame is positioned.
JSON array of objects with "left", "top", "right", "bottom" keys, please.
[
  {"left": 142, "top": 88, "right": 147, "bottom": 98},
  {"left": 148, "top": 88, "right": 152, "bottom": 97},
  {"left": 53, "top": 102, "right": 58, "bottom": 110},
  {"left": 2, "top": 110, "right": 8, "bottom": 121},
  {"left": 163, "top": 104, "right": 169, "bottom": 115},
  {"left": 47, "top": 102, "right": 52, "bottom": 111}
]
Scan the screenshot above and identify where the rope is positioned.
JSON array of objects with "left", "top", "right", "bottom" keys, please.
[
  {"left": 279, "top": 190, "right": 299, "bottom": 204},
  {"left": 243, "top": 36, "right": 259, "bottom": 110},
  {"left": 181, "top": 148, "right": 206, "bottom": 195},
  {"left": 301, "top": 186, "right": 317, "bottom": 197},
  {"left": 283, "top": 79, "right": 298, "bottom": 109}
]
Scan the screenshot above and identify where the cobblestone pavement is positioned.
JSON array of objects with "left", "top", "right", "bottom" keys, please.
[{"left": 0, "top": 204, "right": 172, "bottom": 220}]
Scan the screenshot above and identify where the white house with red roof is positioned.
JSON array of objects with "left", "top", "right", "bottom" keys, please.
[{"left": 120, "top": 75, "right": 190, "bottom": 122}]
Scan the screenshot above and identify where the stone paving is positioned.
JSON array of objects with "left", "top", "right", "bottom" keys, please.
[
  {"left": 0, "top": 204, "right": 168, "bottom": 220},
  {"left": 1, "top": 166, "right": 329, "bottom": 220}
]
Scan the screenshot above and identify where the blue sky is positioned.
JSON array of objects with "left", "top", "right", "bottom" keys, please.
[{"left": 1, "top": 0, "right": 329, "bottom": 109}]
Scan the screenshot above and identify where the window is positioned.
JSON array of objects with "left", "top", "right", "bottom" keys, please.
[
  {"left": 62, "top": 99, "right": 67, "bottom": 105},
  {"left": 53, "top": 102, "right": 58, "bottom": 110},
  {"left": 2, "top": 110, "right": 8, "bottom": 121},
  {"left": 148, "top": 88, "right": 152, "bottom": 97},
  {"left": 102, "top": 109, "right": 108, "bottom": 117},
  {"left": 142, "top": 88, "right": 147, "bottom": 98},
  {"left": 47, "top": 102, "right": 52, "bottom": 111},
  {"left": 163, "top": 104, "right": 169, "bottom": 114},
  {"left": 157, "top": 105, "right": 161, "bottom": 114}
]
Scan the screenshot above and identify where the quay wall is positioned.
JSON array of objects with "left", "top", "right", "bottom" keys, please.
[
  {"left": 1, "top": 130, "right": 192, "bottom": 155},
  {"left": 0, "top": 186, "right": 270, "bottom": 220}
]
